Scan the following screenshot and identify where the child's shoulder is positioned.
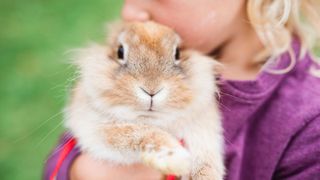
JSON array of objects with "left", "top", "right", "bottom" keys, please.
[
  {"left": 286, "top": 53, "right": 320, "bottom": 95},
  {"left": 271, "top": 56, "right": 320, "bottom": 178},
  {"left": 279, "top": 53, "right": 320, "bottom": 122}
]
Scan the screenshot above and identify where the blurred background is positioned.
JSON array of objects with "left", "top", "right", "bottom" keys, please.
[{"left": 0, "top": 0, "right": 122, "bottom": 179}]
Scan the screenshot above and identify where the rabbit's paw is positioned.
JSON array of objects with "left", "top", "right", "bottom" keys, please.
[{"left": 141, "top": 146, "right": 191, "bottom": 175}]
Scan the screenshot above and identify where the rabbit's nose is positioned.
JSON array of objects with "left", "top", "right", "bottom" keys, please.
[{"left": 139, "top": 87, "right": 163, "bottom": 98}]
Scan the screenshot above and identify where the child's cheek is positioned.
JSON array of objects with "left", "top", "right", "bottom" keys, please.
[
  {"left": 146, "top": 13, "right": 207, "bottom": 51},
  {"left": 148, "top": 12, "right": 220, "bottom": 52}
]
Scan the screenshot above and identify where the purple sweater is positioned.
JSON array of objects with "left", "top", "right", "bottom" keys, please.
[{"left": 44, "top": 40, "right": 320, "bottom": 180}]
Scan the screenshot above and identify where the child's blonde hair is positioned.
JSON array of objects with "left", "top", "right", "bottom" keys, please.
[{"left": 247, "top": 0, "right": 320, "bottom": 76}]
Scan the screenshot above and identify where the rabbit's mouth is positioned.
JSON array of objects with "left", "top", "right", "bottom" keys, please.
[
  {"left": 135, "top": 86, "right": 167, "bottom": 112},
  {"left": 148, "top": 99, "right": 154, "bottom": 112}
]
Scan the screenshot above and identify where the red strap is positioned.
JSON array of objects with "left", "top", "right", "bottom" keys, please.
[
  {"left": 50, "top": 138, "right": 76, "bottom": 180},
  {"left": 49, "top": 138, "right": 184, "bottom": 180},
  {"left": 166, "top": 175, "right": 177, "bottom": 180}
]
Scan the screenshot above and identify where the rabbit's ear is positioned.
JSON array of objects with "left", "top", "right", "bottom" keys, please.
[
  {"left": 212, "top": 60, "right": 224, "bottom": 76},
  {"left": 105, "top": 20, "right": 126, "bottom": 45},
  {"left": 177, "top": 49, "right": 192, "bottom": 63}
]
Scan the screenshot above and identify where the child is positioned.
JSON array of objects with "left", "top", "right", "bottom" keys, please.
[{"left": 44, "top": 0, "right": 320, "bottom": 179}]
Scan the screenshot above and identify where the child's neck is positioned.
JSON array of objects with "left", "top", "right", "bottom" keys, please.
[{"left": 216, "top": 21, "right": 265, "bottom": 80}]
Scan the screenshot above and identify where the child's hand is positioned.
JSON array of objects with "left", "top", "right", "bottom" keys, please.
[{"left": 70, "top": 152, "right": 164, "bottom": 180}]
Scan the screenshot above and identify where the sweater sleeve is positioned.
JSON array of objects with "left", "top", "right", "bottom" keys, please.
[
  {"left": 43, "top": 132, "right": 81, "bottom": 180},
  {"left": 273, "top": 116, "right": 320, "bottom": 180}
]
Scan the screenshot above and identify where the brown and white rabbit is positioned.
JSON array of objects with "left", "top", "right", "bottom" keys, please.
[{"left": 65, "top": 21, "right": 224, "bottom": 180}]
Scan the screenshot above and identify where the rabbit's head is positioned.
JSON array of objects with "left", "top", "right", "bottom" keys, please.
[{"left": 74, "top": 21, "right": 218, "bottom": 118}]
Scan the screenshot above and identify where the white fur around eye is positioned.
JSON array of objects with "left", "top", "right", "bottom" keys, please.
[
  {"left": 174, "top": 59, "right": 181, "bottom": 65},
  {"left": 173, "top": 36, "right": 181, "bottom": 65},
  {"left": 118, "top": 32, "right": 129, "bottom": 65},
  {"left": 173, "top": 46, "right": 181, "bottom": 65}
]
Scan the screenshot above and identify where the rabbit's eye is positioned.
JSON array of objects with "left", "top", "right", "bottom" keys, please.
[
  {"left": 117, "top": 45, "right": 124, "bottom": 59},
  {"left": 175, "top": 48, "right": 180, "bottom": 60}
]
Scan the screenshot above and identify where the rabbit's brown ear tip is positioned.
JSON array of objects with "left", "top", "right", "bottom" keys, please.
[
  {"left": 212, "top": 61, "right": 224, "bottom": 75},
  {"left": 179, "top": 48, "right": 191, "bottom": 61},
  {"left": 106, "top": 47, "right": 116, "bottom": 60},
  {"left": 181, "top": 54, "right": 189, "bottom": 62}
]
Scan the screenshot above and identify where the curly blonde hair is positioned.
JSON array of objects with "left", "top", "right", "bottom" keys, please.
[{"left": 247, "top": 0, "right": 320, "bottom": 75}]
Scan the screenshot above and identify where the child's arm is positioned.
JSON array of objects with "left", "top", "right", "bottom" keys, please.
[
  {"left": 43, "top": 132, "right": 80, "bottom": 180},
  {"left": 69, "top": 153, "right": 163, "bottom": 180},
  {"left": 273, "top": 116, "right": 320, "bottom": 179},
  {"left": 43, "top": 132, "right": 163, "bottom": 180}
]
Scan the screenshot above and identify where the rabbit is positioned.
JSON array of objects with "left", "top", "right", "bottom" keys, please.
[{"left": 64, "top": 21, "right": 225, "bottom": 180}]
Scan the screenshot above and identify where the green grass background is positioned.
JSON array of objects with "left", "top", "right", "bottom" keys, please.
[{"left": 0, "top": 0, "right": 122, "bottom": 179}]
